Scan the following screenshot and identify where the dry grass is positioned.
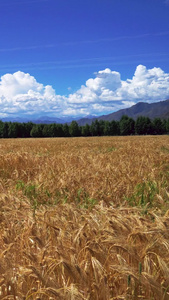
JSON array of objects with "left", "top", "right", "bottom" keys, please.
[{"left": 0, "top": 136, "right": 169, "bottom": 299}]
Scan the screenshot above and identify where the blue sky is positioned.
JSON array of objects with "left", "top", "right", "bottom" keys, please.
[{"left": 0, "top": 0, "right": 169, "bottom": 119}]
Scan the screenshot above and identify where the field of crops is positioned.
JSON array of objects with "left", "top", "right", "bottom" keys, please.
[{"left": 0, "top": 135, "right": 169, "bottom": 300}]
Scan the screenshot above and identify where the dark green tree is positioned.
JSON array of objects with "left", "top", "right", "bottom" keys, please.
[
  {"left": 166, "top": 118, "right": 169, "bottom": 133},
  {"left": 16, "top": 123, "right": 25, "bottom": 138},
  {"left": 46, "top": 123, "right": 64, "bottom": 137},
  {"left": 63, "top": 123, "right": 70, "bottom": 137},
  {"left": 103, "top": 121, "right": 111, "bottom": 135},
  {"left": 0, "top": 121, "right": 3, "bottom": 138},
  {"left": 90, "top": 119, "right": 101, "bottom": 136},
  {"left": 0, "top": 122, "right": 9, "bottom": 138},
  {"left": 152, "top": 118, "right": 165, "bottom": 135},
  {"left": 82, "top": 123, "right": 91, "bottom": 136},
  {"left": 69, "top": 121, "right": 80, "bottom": 137},
  {"left": 110, "top": 120, "right": 120, "bottom": 135},
  {"left": 55, "top": 124, "right": 64, "bottom": 137},
  {"left": 30, "top": 124, "right": 44, "bottom": 137},
  {"left": 120, "top": 115, "right": 135, "bottom": 136},
  {"left": 99, "top": 120, "right": 106, "bottom": 135},
  {"left": 162, "top": 119, "right": 167, "bottom": 134},
  {"left": 8, "top": 122, "right": 20, "bottom": 138},
  {"left": 42, "top": 124, "right": 51, "bottom": 137},
  {"left": 22, "top": 122, "right": 34, "bottom": 138},
  {"left": 135, "top": 116, "right": 153, "bottom": 135}
]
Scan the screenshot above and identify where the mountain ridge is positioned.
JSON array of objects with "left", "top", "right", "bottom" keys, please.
[
  {"left": 1, "top": 99, "right": 169, "bottom": 125},
  {"left": 77, "top": 99, "right": 169, "bottom": 125}
]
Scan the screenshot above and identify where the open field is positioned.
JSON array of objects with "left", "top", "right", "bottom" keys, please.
[{"left": 0, "top": 136, "right": 169, "bottom": 299}]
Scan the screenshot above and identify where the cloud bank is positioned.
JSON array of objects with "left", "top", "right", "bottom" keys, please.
[{"left": 0, "top": 65, "right": 169, "bottom": 119}]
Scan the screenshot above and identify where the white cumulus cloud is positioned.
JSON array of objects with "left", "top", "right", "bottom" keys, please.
[
  {"left": 0, "top": 65, "right": 169, "bottom": 119},
  {"left": 86, "top": 68, "right": 121, "bottom": 92},
  {"left": 0, "top": 71, "right": 67, "bottom": 117},
  {"left": 66, "top": 65, "right": 169, "bottom": 115},
  {"left": 119, "top": 65, "right": 169, "bottom": 101}
]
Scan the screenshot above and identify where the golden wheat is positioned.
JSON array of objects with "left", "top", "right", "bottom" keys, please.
[{"left": 0, "top": 136, "right": 169, "bottom": 299}]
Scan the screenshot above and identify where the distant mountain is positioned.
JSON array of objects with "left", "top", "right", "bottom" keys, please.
[
  {"left": 1, "top": 116, "right": 74, "bottom": 124},
  {"left": 0, "top": 116, "right": 64, "bottom": 124},
  {"left": 1, "top": 117, "right": 30, "bottom": 123},
  {"left": 33, "top": 116, "right": 64, "bottom": 124},
  {"left": 75, "top": 116, "right": 97, "bottom": 126},
  {"left": 1, "top": 99, "right": 169, "bottom": 125},
  {"left": 77, "top": 99, "right": 169, "bottom": 125},
  {"left": 98, "top": 99, "right": 169, "bottom": 121}
]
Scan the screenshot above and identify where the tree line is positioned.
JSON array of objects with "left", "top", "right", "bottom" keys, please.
[{"left": 0, "top": 115, "right": 169, "bottom": 138}]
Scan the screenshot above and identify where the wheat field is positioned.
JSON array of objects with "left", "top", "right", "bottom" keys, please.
[{"left": 0, "top": 136, "right": 169, "bottom": 300}]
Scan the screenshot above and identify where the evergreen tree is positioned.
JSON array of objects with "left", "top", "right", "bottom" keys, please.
[
  {"left": 82, "top": 123, "right": 91, "bottom": 136},
  {"left": 162, "top": 119, "right": 167, "bottom": 134},
  {"left": 1, "top": 122, "right": 9, "bottom": 138},
  {"left": 30, "top": 124, "right": 44, "bottom": 137},
  {"left": 166, "top": 118, "right": 169, "bottom": 133},
  {"left": 63, "top": 123, "right": 70, "bottom": 137},
  {"left": 42, "top": 124, "right": 51, "bottom": 137},
  {"left": 135, "top": 116, "right": 153, "bottom": 135},
  {"left": 152, "top": 118, "right": 165, "bottom": 135},
  {"left": 120, "top": 115, "right": 135, "bottom": 136},
  {"left": 69, "top": 121, "right": 80, "bottom": 137},
  {"left": 23, "top": 122, "right": 34, "bottom": 138},
  {"left": 110, "top": 120, "right": 120, "bottom": 135},
  {"left": 0, "top": 121, "right": 3, "bottom": 138},
  {"left": 8, "top": 122, "right": 20, "bottom": 138},
  {"left": 17, "top": 123, "right": 25, "bottom": 138},
  {"left": 103, "top": 121, "right": 111, "bottom": 135},
  {"left": 90, "top": 119, "right": 101, "bottom": 136},
  {"left": 98, "top": 120, "right": 105, "bottom": 135},
  {"left": 55, "top": 124, "right": 64, "bottom": 137}
]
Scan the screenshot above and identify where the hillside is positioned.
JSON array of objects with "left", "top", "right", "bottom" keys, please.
[
  {"left": 1, "top": 99, "right": 169, "bottom": 126},
  {"left": 77, "top": 99, "right": 169, "bottom": 125}
]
